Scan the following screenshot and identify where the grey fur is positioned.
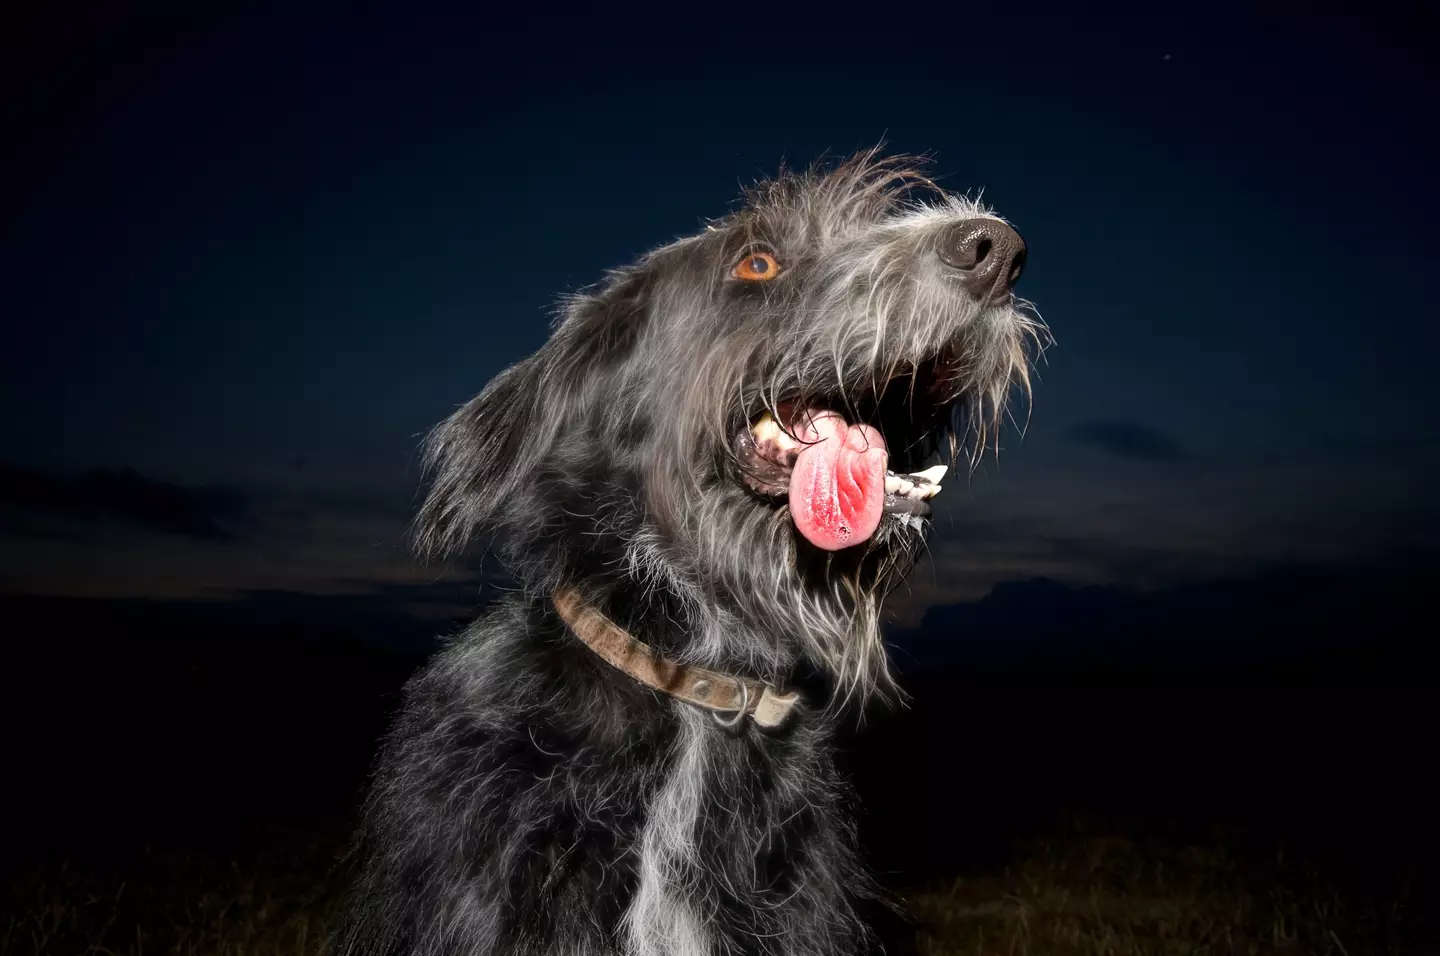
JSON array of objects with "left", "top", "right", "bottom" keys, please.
[{"left": 336, "top": 150, "right": 1045, "bottom": 956}]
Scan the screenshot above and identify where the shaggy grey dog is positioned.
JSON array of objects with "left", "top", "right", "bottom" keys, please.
[{"left": 337, "top": 151, "right": 1044, "bottom": 956}]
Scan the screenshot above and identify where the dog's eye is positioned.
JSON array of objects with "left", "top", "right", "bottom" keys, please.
[{"left": 732, "top": 251, "right": 782, "bottom": 282}]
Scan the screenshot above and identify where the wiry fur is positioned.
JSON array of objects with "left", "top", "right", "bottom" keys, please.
[{"left": 337, "top": 151, "right": 1046, "bottom": 956}]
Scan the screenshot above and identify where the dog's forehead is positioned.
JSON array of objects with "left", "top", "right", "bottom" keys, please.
[
  {"left": 745, "top": 181, "right": 895, "bottom": 240},
  {"left": 648, "top": 155, "right": 955, "bottom": 267},
  {"left": 725, "top": 160, "right": 943, "bottom": 247}
]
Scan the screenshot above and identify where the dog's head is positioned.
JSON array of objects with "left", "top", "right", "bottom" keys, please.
[{"left": 418, "top": 151, "right": 1045, "bottom": 702}]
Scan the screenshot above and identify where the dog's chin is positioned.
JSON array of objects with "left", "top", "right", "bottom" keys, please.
[{"left": 730, "top": 354, "right": 963, "bottom": 551}]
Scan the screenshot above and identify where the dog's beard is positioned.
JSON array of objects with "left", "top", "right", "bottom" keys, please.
[
  {"left": 641, "top": 352, "right": 989, "bottom": 706},
  {"left": 649, "top": 472, "right": 925, "bottom": 708}
]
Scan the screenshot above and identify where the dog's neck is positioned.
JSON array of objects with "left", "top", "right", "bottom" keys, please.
[{"left": 552, "top": 587, "right": 801, "bottom": 730}]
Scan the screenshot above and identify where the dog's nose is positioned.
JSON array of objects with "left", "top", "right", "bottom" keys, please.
[{"left": 936, "top": 219, "right": 1027, "bottom": 304}]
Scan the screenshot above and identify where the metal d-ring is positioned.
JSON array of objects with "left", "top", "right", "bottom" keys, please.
[{"left": 709, "top": 677, "right": 751, "bottom": 730}]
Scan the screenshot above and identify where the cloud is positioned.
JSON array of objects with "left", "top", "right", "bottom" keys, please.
[
  {"left": 887, "top": 558, "right": 1440, "bottom": 681},
  {"left": 0, "top": 461, "right": 248, "bottom": 541},
  {"left": 0, "top": 462, "right": 478, "bottom": 604},
  {"left": 1064, "top": 420, "right": 1186, "bottom": 462},
  {"left": 889, "top": 462, "right": 1440, "bottom": 629},
  {"left": 0, "top": 576, "right": 497, "bottom": 654}
]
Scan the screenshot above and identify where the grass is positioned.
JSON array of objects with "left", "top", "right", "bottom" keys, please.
[
  {"left": 2, "top": 838, "right": 349, "bottom": 956},
  {"left": 3, "top": 822, "right": 1422, "bottom": 956},
  {"left": 908, "top": 825, "right": 1417, "bottom": 956}
]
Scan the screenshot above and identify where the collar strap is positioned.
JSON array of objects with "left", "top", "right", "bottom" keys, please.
[{"left": 552, "top": 587, "right": 801, "bottom": 730}]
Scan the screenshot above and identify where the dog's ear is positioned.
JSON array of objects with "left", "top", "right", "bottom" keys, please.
[
  {"left": 414, "top": 270, "right": 653, "bottom": 560},
  {"left": 550, "top": 269, "right": 651, "bottom": 369},
  {"left": 413, "top": 354, "right": 549, "bottom": 559}
]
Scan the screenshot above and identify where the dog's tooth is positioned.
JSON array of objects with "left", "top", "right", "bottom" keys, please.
[
  {"left": 884, "top": 474, "right": 902, "bottom": 494},
  {"left": 919, "top": 483, "right": 942, "bottom": 500},
  {"left": 895, "top": 478, "right": 914, "bottom": 496},
  {"left": 752, "top": 413, "right": 780, "bottom": 442},
  {"left": 909, "top": 465, "right": 948, "bottom": 485}
]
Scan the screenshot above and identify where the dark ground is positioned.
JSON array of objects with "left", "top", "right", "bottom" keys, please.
[{"left": 3, "top": 564, "right": 1437, "bottom": 953}]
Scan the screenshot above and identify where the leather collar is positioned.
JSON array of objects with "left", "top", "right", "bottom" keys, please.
[{"left": 552, "top": 587, "right": 801, "bottom": 730}]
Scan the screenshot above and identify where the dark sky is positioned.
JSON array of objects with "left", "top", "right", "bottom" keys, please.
[{"left": 3, "top": 4, "right": 1437, "bottom": 624}]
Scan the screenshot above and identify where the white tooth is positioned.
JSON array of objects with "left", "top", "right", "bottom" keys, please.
[
  {"left": 885, "top": 474, "right": 902, "bottom": 493},
  {"left": 896, "top": 478, "right": 914, "bottom": 496},
  {"left": 919, "top": 484, "right": 942, "bottom": 499},
  {"left": 909, "top": 465, "right": 948, "bottom": 485},
  {"left": 753, "top": 414, "right": 779, "bottom": 442}
]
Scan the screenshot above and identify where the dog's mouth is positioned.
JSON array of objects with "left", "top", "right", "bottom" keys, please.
[{"left": 733, "top": 365, "right": 956, "bottom": 552}]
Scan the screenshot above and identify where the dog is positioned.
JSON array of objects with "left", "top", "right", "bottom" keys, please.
[{"left": 336, "top": 151, "right": 1044, "bottom": 956}]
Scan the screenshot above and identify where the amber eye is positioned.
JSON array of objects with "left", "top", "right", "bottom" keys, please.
[{"left": 732, "top": 251, "right": 781, "bottom": 282}]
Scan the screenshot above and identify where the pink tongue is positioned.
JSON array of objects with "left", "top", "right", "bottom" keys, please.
[{"left": 788, "top": 410, "right": 888, "bottom": 551}]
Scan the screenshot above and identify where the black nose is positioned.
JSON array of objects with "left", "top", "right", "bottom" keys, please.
[{"left": 936, "top": 219, "right": 1027, "bottom": 304}]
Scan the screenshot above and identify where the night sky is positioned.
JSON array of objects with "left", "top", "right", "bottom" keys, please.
[{"left": 4, "top": 4, "right": 1437, "bottom": 632}]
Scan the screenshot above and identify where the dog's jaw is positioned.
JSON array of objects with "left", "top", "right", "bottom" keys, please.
[
  {"left": 739, "top": 407, "right": 946, "bottom": 511},
  {"left": 721, "top": 337, "right": 980, "bottom": 554}
]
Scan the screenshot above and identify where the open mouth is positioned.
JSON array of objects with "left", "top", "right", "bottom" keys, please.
[{"left": 733, "top": 363, "right": 957, "bottom": 551}]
